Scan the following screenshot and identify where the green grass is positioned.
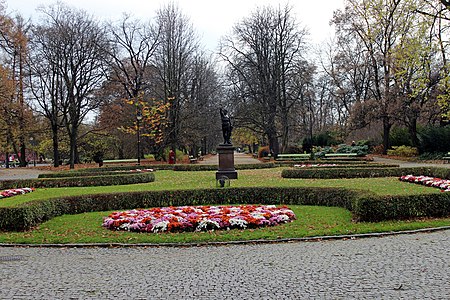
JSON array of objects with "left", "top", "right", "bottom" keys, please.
[
  {"left": 0, "top": 205, "right": 448, "bottom": 245},
  {"left": 0, "top": 167, "right": 448, "bottom": 245},
  {"left": 0, "top": 168, "right": 439, "bottom": 207}
]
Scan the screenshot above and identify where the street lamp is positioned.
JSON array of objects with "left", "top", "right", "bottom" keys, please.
[{"left": 136, "top": 111, "right": 143, "bottom": 165}]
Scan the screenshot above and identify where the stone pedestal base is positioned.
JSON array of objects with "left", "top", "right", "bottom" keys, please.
[{"left": 216, "top": 144, "right": 238, "bottom": 180}]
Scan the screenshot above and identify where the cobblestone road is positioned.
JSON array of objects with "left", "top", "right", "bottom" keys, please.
[{"left": 1, "top": 230, "right": 449, "bottom": 299}]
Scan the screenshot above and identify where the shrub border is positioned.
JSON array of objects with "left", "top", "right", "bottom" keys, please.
[
  {"left": 1, "top": 185, "right": 450, "bottom": 232},
  {"left": 0, "top": 172, "right": 155, "bottom": 189},
  {"left": 281, "top": 167, "right": 450, "bottom": 179}
]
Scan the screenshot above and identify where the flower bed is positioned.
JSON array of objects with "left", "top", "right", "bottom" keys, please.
[
  {"left": 0, "top": 187, "right": 35, "bottom": 199},
  {"left": 103, "top": 205, "right": 296, "bottom": 233},
  {"left": 128, "top": 168, "right": 154, "bottom": 173},
  {"left": 399, "top": 175, "right": 450, "bottom": 192},
  {"left": 294, "top": 164, "right": 337, "bottom": 168}
]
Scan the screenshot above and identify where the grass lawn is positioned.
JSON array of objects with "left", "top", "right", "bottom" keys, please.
[
  {"left": 1, "top": 205, "right": 449, "bottom": 245},
  {"left": 0, "top": 168, "right": 439, "bottom": 208},
  {"left": 0, "top": 167, "right": 448, "bottom": 245}
]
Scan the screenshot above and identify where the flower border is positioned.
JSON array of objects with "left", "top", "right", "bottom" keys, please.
[
  {"left": 399, "top": 175, "right": 450, "bottom": 192},
  {"left": 294, "top": 164, "right": 337, "bottom": 168},
  {"left": 0, "top": 187, "right": 35, "bottom": 199},
  {"left": 103, "top": 205, "right": 296, "bottom": 233}
]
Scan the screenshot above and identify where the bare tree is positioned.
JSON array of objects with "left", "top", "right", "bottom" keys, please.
[
  {"left": 154, "top": 3, "right": 199, "bottom": 155},
  {"left": 220, "top": 5, "right": 310, "bottom": 155},
  {"left": 105, "top": 15, "right": 160, "bottom": 100},
  {"left": 36, "top": 3, "right": 109, "bottom": 168}
]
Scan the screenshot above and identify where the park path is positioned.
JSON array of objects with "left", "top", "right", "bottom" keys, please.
[
  {"left": 1, "top": 154, "right": 450, "bottom": 299},
  {"left": 1, "top": 229, "right": 449, "bottom": 299},
  {"left": 0, "top": 167, "right": 53, "bottom": 181}
]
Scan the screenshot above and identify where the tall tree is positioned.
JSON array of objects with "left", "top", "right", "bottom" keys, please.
[
  {"left": 154, "top": 3, "right": 199, "bottom": 155},
  {"left": 0, "top": 10, "right": 31, "bottom": 166},
  {"left": 220, "top": 5, "right": 309, "bottom": 155},
  {"left": 332, "top": 0, "right": 425, "bottom": 153},
  {"left": 36, "top": 3, "right": 109, "bottom": 168},
  {"left": 29, "top": 20, "right": 66, "bottom": 167}
]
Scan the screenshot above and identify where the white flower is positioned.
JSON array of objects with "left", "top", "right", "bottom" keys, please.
[
  {"left": 196, "top": 218, "right": 220, "bottom": 231},
  {"left": 229, "top": 218, "right": 248, "bottom": 229},
  {"left": 152, "top": 221, "right": 169, "bottom": 233}
]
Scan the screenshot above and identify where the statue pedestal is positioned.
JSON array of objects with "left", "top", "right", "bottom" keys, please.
[{"left": 216, "top": 144, "right": 238, "bottom": 180}]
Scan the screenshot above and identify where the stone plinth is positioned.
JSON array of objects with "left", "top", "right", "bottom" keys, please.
[{"left": 216, "top": 144, "right": 238, "bottom": 180}]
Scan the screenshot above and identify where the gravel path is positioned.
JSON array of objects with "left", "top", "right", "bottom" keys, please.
[
  {"left": 0, "top": 167, "right": 53, "bottom": 181},
  {"left": 1, "top": 230, "right": 449, "bottom": 299}
]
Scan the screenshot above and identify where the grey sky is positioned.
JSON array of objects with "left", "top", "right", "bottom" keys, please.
[{"left": 5, "top": 0, "right": 345, "bottom": 51}]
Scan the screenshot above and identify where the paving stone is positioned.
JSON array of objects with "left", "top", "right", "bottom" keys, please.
[{"left": 0, "top": 230, "right": 449, "bottom": 299}]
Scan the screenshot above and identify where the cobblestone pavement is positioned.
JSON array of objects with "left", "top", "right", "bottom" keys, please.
[{"left": 1, "top": 230, "right": 449, "bottom": 299}]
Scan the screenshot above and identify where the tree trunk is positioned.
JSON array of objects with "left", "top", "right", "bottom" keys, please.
[
  {"left": 408, "top": 118, "right": 420, "bottom": 149},
  {"left": 52, "top": 130, "right": 60, "bottom": 167},
  {"left": 69, "top": 125, "right": 78, "bottom": 169},
  {"left": 382, "top": 117, "right": 392, "bottom": 155}
]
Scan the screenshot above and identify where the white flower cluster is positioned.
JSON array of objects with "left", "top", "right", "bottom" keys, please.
[
  {"left": 229, "top": 218, "right": 248, "bottom": 229},
  {"left": 152, "top": 221, "right": 169, "bottom": 233},
  {"left": 196, "top": 218, "right": 220, "bottom": 231}
]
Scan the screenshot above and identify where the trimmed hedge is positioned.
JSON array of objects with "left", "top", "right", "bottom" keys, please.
[
  {"left": 0, "top": 172, "right": 155, "bottom": 189},
  {"left": 0, "top": 187, "right": 357, "bottom": 231},
  {"left": 38, "top": 169, "right": 155, "bottom": 179},
  {"left": 39, "top": 163, "right": 276, "bottom": 177},
  {"left": 40, "top": 164, "right": 174, "bottom": 176},
  {"left": 353, "top": 193, "right": 450, "bottom": 222},
  {"left": 173, "top": 163, "right": 276, "bottom": 171},
  {"left": 281, "top": 167, "right": 450, "bottom": 179},
  {"left": 1, "top": 184, "right": 450, "bottom": 231},
  {"left": 277, "top": 163, "right": 399, "bottom": 169}
]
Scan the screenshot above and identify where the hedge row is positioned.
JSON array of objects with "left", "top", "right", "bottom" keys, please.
[
  {"left": 1, "top": 185, "right": 450, "bottom": 231},
  {"left": 0, "top": 172, "right": 155, "bottom": 189},
  {"left": 38, "top": 164, "right": 174, "bottom": 178},
  {"left": 0, "top": 187, "right": 357, "bottom": 231},
  {"left": 353, "top": 192, "right": 450, "bottom": 222},
  {"left": 173, "top": 163, "right": 277, "bottom": 171},
  {"left": 276, "top": 163, "right": 399, "bottom": 169},
  {"left": 38, "top": 170, "right": 155, "bottom": 179},
  {"left": 281, "top": 167, "right": 450, "bottom": 179}
]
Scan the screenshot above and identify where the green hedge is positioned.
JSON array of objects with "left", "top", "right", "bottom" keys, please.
[
  {"left": 0, "top": 187, "right": 357, "bottom": 231},
  {"left": 281, "top": 167, "right": 450, "bottom": 179},
  {"left": 38, "top": 169, "right": 155, "bottom": 178},
  {"left": 1, "top": 185, "right": 450, "bottom": 231},
  {"left": 276, "top": 163, "right": 399, "bottom": 169},
  {"left": 39, "top": 164, "right": 173, "bottom": 176},
  {"left": 0, "top": 172, "right": 155, "bottom": 189},
  {"left": 353, "top": 193, "right": 450, "bottom": 222},
  {"left": 173, "top": 163, "right": 276, "bottom": 171}
]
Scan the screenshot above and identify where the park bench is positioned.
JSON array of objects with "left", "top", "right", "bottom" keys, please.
[
  {"left": 276, "top": 153, "right": 310, "bottom": 161},
  {"left": 189, "top": 155, "right": 198, "bottom": 164},
  {"left": 324, "top": 153, "right": 359, "bottom": 159},
  {"left": 443, "top": 152, "right": 450, "bottom": 164}
]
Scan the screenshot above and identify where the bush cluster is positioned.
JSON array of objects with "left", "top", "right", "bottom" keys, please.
[
  {"left": 2, "top": 184, "right": 449, "bottom": 231},
  {"left": 0, "top": 172, "right": 155, "bottom": 189},
  {"left": 281, "top": 166, "right": 450, "bottom": 179},
  {"left": 353, "top": 193, "right": 450, "bottom": 222},
  {"left": 173, "top": 163, "right": 276, "bottom": 171},
  {"left": 0, "top": 187, "right": 357, "bottom": 231},
  {"left": 387, "top": 146, "right": 418, "bottom": 157}
]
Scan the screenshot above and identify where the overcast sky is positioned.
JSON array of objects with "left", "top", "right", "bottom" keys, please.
[{"left": 5, "top": 0, "right": 345, "bottom": 52}]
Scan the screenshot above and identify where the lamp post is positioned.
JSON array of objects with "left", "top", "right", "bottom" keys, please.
[{"left": 136, "top": 111, "right": 143, "bottom": 165}]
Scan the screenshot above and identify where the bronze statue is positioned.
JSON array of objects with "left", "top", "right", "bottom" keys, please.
[{"left": 220, "top": 108, "right": 233, "bottom": 145}]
